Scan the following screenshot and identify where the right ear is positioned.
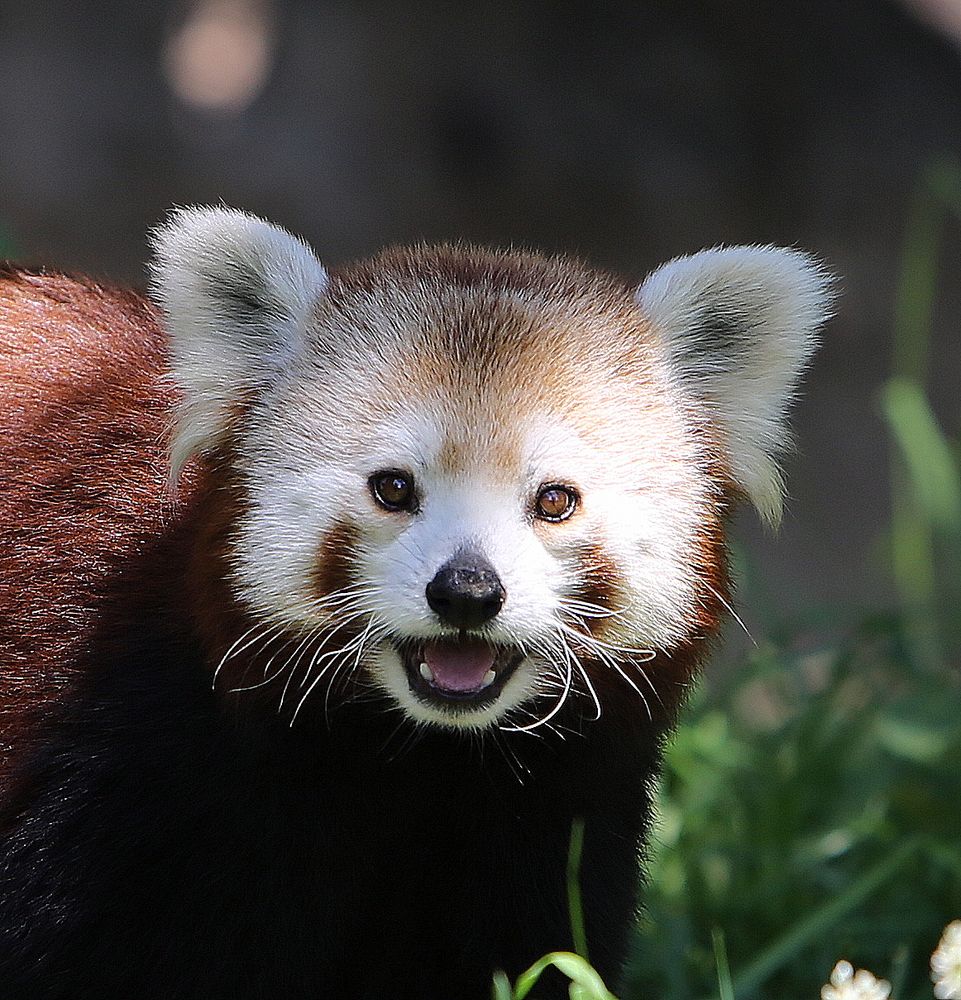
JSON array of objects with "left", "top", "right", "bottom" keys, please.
[{"left": 149, "top": 205, "right": 328, "bottom": 479}]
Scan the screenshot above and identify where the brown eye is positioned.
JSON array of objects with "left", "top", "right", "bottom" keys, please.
[
  {"left": 369, "top": 470, "right": 417, "bottom": 512},
  {"left": 534, "top": 484, "right": 578, "bottom": 522}
]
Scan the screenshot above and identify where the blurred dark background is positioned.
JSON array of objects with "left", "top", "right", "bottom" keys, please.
[{"left": 2, "top": 0, "right": 960, "bottom": 633}]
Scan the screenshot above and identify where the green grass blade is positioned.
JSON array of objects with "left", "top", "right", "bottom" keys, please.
[
  {"left": 881, "top": 379, "right": 961, "bottom": 533},
  {"left": 730, "top": 837, "right": 921, "bottom": 996},
  {"left": 567, "top": 817, "right": 589, "bottom": 961},
  {"left": 925, "top": 156, "right": 961, "bottom": 222},
  {"left": 491, "top": 969, "right": 514, "bottom": 1000},
  {"left": 712, "top": 927, "right": 735, "bottom": 1000},
  {"left": 514, "top": 951, "right": 618, "bottom": 999},
  {"left": 892, "top": 171, "right": 942, "bottom": 384},
  {"left": 892, "top": 156, "right": 961, "bottom": 385}
]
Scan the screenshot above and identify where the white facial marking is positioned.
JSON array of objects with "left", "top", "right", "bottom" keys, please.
[
  {"left": 229, "top": 387, "right": 713, "bottom": 731},
  {"left": 152, "top": 209, "right": 830, "bottom": 732}
]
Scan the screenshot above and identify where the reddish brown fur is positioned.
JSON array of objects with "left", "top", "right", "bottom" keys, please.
[
  {"left": 571, "top": 523, "right": 730, "bottom": 728},
  {"left": 573, "top": 541, "right": 625, "bottom": 621},
  {"left": 180, "top": 456, "right": 251, "bottom": 673},
  {"left": 310, "top": 520, "right": 360, "bottom": 604},
  {"left": 323, "top": 243, "right": 662, "bottom": 418},
  {"left": 0, "top": 260, "right": 731, "bottom": 785},
  {"left": 0, "top": 268, "right": 186, "bottom": 792},
  {"left": 329, "top": 243, "right": 634, "bottom": 303},
  {"left": 0, "top": 271, "right": 320, "bottom": 766}
]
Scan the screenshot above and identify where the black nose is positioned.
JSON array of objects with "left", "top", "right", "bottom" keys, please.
[{"left": 425, "top": 552, "right": 506, "bottom": 629}]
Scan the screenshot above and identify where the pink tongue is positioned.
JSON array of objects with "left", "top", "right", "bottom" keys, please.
[{"left": 423, "top": 640, "right": 496, "bottom": 692}]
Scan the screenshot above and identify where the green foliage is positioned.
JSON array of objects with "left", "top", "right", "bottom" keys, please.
[
  {"left": 494, "top": 820, "right": 619, "bottom": 999},
  {"left": 495, "top": 617, "right": 959, "bottom": 1000},
  {"left": 568, "top": 817, "right": 590, "bottom": 963},
  {"left": 507, "top": 953, "right": 619, "bottom": 1000},
  {"left": 884, "top": 158, "right": 961, "bottom": 667},
  {"left": 624, "top": 619, "right": 960, "bottom": 1000},
  {"left": 621, "top": 157, "right": 961, "bottom": 1000}
]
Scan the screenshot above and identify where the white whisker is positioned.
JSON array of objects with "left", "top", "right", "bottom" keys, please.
[
  {"left": 290, "top": 619, "right": 390, "bottom": 727},
  {"left": 703, "top": 580, "right": 756, "bottom": 646},
  {"left": 554, "top": 616, "right": 656, "bottom": 660},
  {"left": 212, "top": 618, "right": 276, "bottom": 689},
  {"left": 557, "top": 595, "right": 633, "bottom": 621},
  {"left": 500, "top": 648, "right": 572, "bottom": 734},
  {"left": 553, "top": 611, "right": 660, "bottom": 718},
  {"left": 278, "top": 627, "right": 325, "bottom": 712}
]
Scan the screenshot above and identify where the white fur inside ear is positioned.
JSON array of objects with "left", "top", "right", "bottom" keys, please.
[
  {"left": 149, "top": 205, "right": 328, "bottom": 478},
  {"left": 638, "top": 245, "right": 833, "bottom": 524}
]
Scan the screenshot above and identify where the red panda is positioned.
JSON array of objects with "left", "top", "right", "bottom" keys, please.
[{"left": 0, "top": 209, "right": 831, "bottom": 999}]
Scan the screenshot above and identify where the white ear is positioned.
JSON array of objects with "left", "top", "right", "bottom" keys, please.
[
  {"left": 638, "top": 245, "right": 833, "bottom": 524},
  {"left": 149, "top": 205, "right": 328, "bottom": 478}
]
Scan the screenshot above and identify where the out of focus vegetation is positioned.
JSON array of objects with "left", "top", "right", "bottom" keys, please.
[
  {"left": 621, "top": 160, "right": 961, "bottom": 1000},
  {"left": 625, "top": 611, "right": 960, "bottom": 1000}
]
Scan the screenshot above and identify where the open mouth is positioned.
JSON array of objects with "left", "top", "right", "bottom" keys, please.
[{"left": 397, "top": 637, "right": 524, "bottom": 707}]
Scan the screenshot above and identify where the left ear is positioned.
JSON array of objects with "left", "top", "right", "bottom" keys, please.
[
  {"left": 637, "top": 245, "right": 833, "bottom": 524},
  {"left": 149, "top": 205, "right": 328, "bottom": 479}
]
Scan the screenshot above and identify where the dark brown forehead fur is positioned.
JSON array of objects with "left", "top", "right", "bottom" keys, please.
[
  {"left": 329, "top": 242, "right": 636, "bottom": 303},
  {"left": 319, "top": 243, "right": 659, "bottom": 435},
  {"left": 327, "top": 243, "right": 648, "bottom": 364}
]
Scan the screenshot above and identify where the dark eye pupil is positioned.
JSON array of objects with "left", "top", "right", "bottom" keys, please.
[
  {"left": 542, "top": 490, "right": 564, "bottom": 513},
  {"left": 536, "top": 485, "right": 576, "bottom": 521},
  {"left": 382, "top": 477, "right": 406, "bottom": 501},
  {"left": 371, "top": 471, "right": 414, "bottom": 510}
]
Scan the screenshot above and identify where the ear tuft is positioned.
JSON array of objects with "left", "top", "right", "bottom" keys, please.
[
  {"left": 149, "top": 205, "right": 328, "bottom": 479},
  {"left": 638, "top": 245, "right": 834, "bottom": 524}
]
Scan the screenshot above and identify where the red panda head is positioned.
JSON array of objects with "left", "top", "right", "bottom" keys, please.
[{"left": 150, "top": 207, "right": 832, "bottom": 733}]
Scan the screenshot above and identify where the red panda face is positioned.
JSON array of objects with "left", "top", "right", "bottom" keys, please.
[
  {"left": 150, "top": 208, "right": 831, "bottom": 732},
  {"left": 229, "top": 360, "right": 717, "bottom": 730}
]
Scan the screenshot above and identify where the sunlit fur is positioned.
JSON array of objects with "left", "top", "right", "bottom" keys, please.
[
  {"left": 150, "top": 207, "right": 328, "bottom": 481},
  {"left": 150, "top": 207, "right": 832, "bottom": 733},
  {"left": 0, "top": 218, "right": 832, "bottom": 998},
  {"left": 639, "top": 245, "right": 834, "bottom": 524}
]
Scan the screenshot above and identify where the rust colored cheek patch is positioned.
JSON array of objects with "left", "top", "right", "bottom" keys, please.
[
  {"left": 310, "top": 519, "right": 361, "bottom": 603},
  {"left": 570, "top": 541, "right": 626, "bottom": 635}
]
